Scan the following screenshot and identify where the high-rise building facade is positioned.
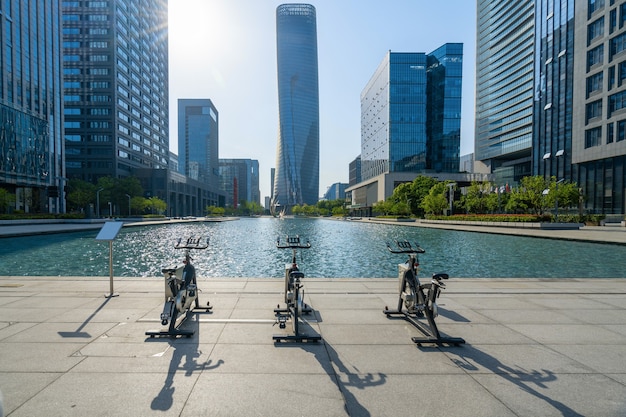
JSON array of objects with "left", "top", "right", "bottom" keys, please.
[
  {"left": 570, "top": 0, "right": 626, "bottom": 214},
  {"left": 62, "top": 0, "right": 169, "bottom": 183},
  {"left": 273, "top": 3, "right": 319, "bottom": 209},
  {"left": 178, "top": 99, "right": 219, "bottom": 192},
  {"left": 219, "top": 158, "right": 260, "bottom": 207},
  {"left": 533, "top": 0, "right": 574, "bottom": 183},
  {"left": 0, "top": 1, "right": 64, "bottom": 213},
  {"left": 361, "top": 52, "right": 427, "bottom": 181},
  {"left": 427, "top": 43, "right": 464, "bottom": 173},
  {"left": 479, "top": 0, "right": 626, "bottom": 214},
  {"left": 475, "top": 0, "right": 535, "bottom": 185},
  {"left": 360, "top": 47, "right": 463, "bottom": 182}
]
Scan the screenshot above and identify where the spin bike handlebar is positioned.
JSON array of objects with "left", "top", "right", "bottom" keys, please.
[
  {"left": 175, "top": 236, "right": 209, "bottom": 250},
  {"left": 386, "top": 240, "right": 425, "bottom": 255},
  {"left": 276, "top": 235, "right": 311, "bottom": 250}
]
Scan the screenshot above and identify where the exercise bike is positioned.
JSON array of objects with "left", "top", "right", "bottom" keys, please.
[
  {"left": 146, "top": 237, "right": 212, "bottom": 338},
  {"left": 273, "top": 235, "right": 321, "bottom": 342},
  {"left": 383, "top": 240, "right": 464, "bottom": 346}
]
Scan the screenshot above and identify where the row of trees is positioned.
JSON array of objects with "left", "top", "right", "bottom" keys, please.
[
  {"left": 67, "top": 176, "right": 166, "bottom": 216},
  {"left": 206, "top": 200, "right": 264, "bottom": 217},
  {"left": 372, "top": 175, "right": 581, "bottom": 217}
]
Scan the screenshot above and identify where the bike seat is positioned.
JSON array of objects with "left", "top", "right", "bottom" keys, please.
[
  {"left": 432, "top": 273, "right": 449, "bottom": 280},
  {"left": 289, "top": 271, "right": 305, "bottom": 280}
]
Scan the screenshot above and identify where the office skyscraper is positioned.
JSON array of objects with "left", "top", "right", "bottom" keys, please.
[
  {"left": 0, "top": 1, "right": 64, "bottom": 213},
  {"left": 273, "top": 3, "right": 319, "bottom": 209},
  {"left": 178, "top": 99, "right": 219, "bottom": 191},
  {"left": 475, "top": 0, "right": 535, "bottom": 185},
  {"left": 62, "top": 0, "right": 169, "bottom": 183},
  {"left": 360, "top": 47, "right": 462, "bottom": 182},
  {"left": 219, "top": 158, "right": 260, "bottom": 207}
]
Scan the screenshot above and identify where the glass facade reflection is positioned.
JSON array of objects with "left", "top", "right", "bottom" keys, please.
[
  {"left": 178, "top": 99, "right": 219, "bottom": 192},
  {"left": 533, "top": 0, "right": 574, "bottom": 183},
  {"left": 274, "top": 4, "right": 319, "bottom": 208},
  {"left": 427, "top": 43, "right": 463, "bottom": 173},
  {"left": 361, "top": 46, "right": 462, "bottom": 182},
  {"left": 219, "top": 159, "right": 260, "bottom": 207},
  {"left": 0, "top": 1, "right": 64, "bottom": 213},
  {"left": 475, "top": 0, "right": 535, "bottom": 185},
  {"left": 62, "top": 0, "right": 169, "bottom": 182}
]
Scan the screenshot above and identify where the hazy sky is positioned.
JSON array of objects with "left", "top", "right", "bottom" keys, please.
[{"left": 168, "top": 0, "right": 477, "bottom": 200}]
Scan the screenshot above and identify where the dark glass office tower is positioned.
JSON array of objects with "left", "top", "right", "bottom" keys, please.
[
  {"left": 360, "top": 46, "right": 462, "bottom": 182},
  {"left": 62, "top": 0, "right": 169, "bottom": 183},
  {"left": 178, "top": 99, "right": 219, "bottom": 191},
  {"left": 274, "top": 3, "right": 319, "bottom": 209},
  {"left": 0, "top": 1, "right": 64, "bottom": 213},
  {"left": 475, "top": 0, "right": 535, "bottom": 185},
  {"left": 427, "top": 43, "right": 463, "bottom": 173}
]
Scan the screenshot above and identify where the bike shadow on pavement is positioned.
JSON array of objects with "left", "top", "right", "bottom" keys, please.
[
  {"left": 439, "top": 343, "right": 585, "bottom": 417},
  {"left": 148, "top": 312, "right": 223, "bottom": 412}
]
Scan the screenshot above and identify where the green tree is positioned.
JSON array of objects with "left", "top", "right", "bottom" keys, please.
[
  {"left": 421, "top": 182, "right": 448, "bottom": 215},
  {"left": 131, "top": 196, "right": 148, "bottom": 214},
  {"left": 505, "top": 176, "right": 549, "bottom": 215},
  {"left": 146, "top": 196, "right": 167, "bottom": 215},
  {"left": 0, "top": 188, "right": 16, "bottom": 213},
  {"left": 66, "top": 179, "right": 96, "bottom": 213},
  {"left": 206, "top": 205, "right": 225, "bottom": 216},
  {"left": 461, "top": 181, "right": 491, "bottom": 214}
]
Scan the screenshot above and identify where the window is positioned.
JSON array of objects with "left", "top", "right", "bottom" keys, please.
[
  {"left": 586, "top": 72, "right": 604, "bottom": 97},
  {"left": 619, "top": 120, "right": 626, "bottom": 141},
  {"left": 65, "top": 121, "right": 81, "bottom": 128},
  {"left": 90, "top": 121, "right": 110, "bottom": 128},
  {"left": 607, "top": 122, "right": 614, "bottom": 143},
  {"left": 64, "top": 108, "right": 80, "bottom": 115},
  {"left": 64, "top": 81, "right": 80, "bottom": 89},
  {"left": 610, "top": 32, "right": 626, "bottom": 60},
  {"left": 64, "top": 95, "right": 80, "bottom": 102},
  {"left": 588, "top": 17, "right": 604, "bottom": 45},
  {"left": 608, "top": 90, "right": 626, "bottom": 117},
  {"left": 586, "top": 100, "right": 603, "bottom": 123},
  {"left": 587, "top": 45, "right": 604, "bottom": 70},
  {"left": 585, "top": 127, "right": 602, "bottom": 148},
  {"left": 65, "top": 135, "right": 81, "bottom": 142}
]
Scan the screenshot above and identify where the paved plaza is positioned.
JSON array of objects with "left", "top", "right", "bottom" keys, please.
[{"left": 0, "top": 275, "right": 625, "bottom": 416}]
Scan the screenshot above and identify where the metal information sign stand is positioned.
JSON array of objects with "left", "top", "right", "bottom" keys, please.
[{"left": 95, "top": 222, "right": 124, "bottom": 298}]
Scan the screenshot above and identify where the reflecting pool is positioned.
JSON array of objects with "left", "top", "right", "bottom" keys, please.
[{"left": 1, "top": 217, "right": 624, "bottom": 278}]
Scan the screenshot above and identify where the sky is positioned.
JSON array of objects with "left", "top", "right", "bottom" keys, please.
[{"left": 168, "top": 0, "right": 477, "bottom": 201}]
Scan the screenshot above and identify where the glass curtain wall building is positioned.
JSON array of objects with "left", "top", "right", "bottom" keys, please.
[
  {"left": 0, "top": 1, "right": 64, "bottom": 213},
  {"left": 475, "top": 0, "right": 535, "bottom": 185},
  {"left": 361, "top": 46, "right": 462, "bottom": 182},
  {"left": 533, "top": 0, "right": 574, "bottom": 183},
  {"left": 274, "top": 3, "right": 319, "bottom": 210},
  {"left": 62, "top": 0, "right": 169, "bottom": 183},
  {"left": 361, "top": 52, "right": 427, "bottom": 180},
  {"left": 427, "top": 43, "right": 463, "bottom": 173},
  {"left": 178, "top": 99, "right": 219, "bottom": 192},
  {"left": 219, "top": 158, "right": 260, "bottom": 208}
]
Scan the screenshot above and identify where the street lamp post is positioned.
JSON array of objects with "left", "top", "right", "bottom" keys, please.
[
  {"left": 543, "top": 150, "right": 565, "bottom": 221},
  {"left": 125, "top": 194, "right": 131, "bottom": 217},
  {"left": 96, "top": 188, "right": 104, "bottom": 218},
  {"left": 447, "top": 183, "right": 456, "bottom": 216}
]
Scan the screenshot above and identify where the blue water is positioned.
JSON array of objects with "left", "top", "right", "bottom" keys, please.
[{"left": 1, "top": 217, "right": 624, "bottom": 278}]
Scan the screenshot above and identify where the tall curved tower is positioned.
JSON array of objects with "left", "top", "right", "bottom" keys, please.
[{"left": 274, "top": 4, "right": 319, "bottom": 210}]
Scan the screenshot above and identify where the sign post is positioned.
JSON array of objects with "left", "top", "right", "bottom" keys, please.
[{"left": 95, "top": 221, "right": 124, "bottom": 298}]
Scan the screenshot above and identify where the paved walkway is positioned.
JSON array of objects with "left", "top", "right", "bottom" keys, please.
[{"left": 0, "top": 275, "right": 625, "bottom": 416}]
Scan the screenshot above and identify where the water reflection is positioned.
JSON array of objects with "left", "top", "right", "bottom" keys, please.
[{"left": 1, "top": 217, "right": 624, "bottom": 278}]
